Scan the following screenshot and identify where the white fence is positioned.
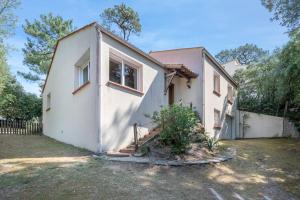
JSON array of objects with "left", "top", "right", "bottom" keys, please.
[{"left": 238, "top": 111, "right": 299, "bottom": 139}]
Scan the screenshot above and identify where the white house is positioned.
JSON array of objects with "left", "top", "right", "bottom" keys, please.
[{"left": 42, "top": 22, "right": 238, "bottom": 153}]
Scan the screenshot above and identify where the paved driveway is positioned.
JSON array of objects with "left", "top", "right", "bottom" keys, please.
[{"left": 0, "top": 135, "right": 299, "bottom": 199}]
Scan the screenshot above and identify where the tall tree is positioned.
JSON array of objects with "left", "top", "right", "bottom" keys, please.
[
  {"left": 0, "top": 0, "right": 19, "bottom": 95},
  {"left": 0, "top": 0, "right": 20, "bottom": 40},
  {"left": 100, "top": 3, "right": 141, "bottom": 41},
  {"left": 20, "top": 13, "right": 75, "bottom": 86},
  {"left": 261, "top": 0, "right": 300, "bottom": 33},
  {"left": 215, "top": 43, "right": 269, "bottom": 65}
]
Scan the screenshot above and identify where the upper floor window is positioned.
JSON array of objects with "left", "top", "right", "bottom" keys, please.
[
  {"left": 213, "top": 72, "right": 221, "bottom": 96},
  {"left": 109, "top": 59, "right": 122, "bottom": 84},
  {"left": 124, "top": 63, "right": 137, "bottom": 90},
  {"left": 109, "top": 53, "right": 141, "bottom": 91},
  {"left": 227, "top": 84, "right": 234, "bottom": 104},
  {"left": 78, "top": 61, "right": 90, "bottom": 87},
  {"left": 73, "top": 49, "right": 90, "bottom": 94}
]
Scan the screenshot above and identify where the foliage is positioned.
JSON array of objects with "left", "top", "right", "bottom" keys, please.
[
  {"left": 261, "top": 0, "right": 300, "bottom": 34},
  {"left": 100, "top": 3, "right": 141, "bottom": 41},
  {"left": 140, "top": 145, "right": 151, "bottom": 156},
  {"left": 233, "top": 29, "right": 300, "bottom": 127},
  {"left": 215, "top": 43, "right": 269, "bottom": 65},
  {"left": 0, "top": 0, "right": 20, "bottom": 40},
  {"left": 150, "top": 104, "right": 199, "bottom": 154},
  {"left": 20, "top": 13, "right": 75, "bottom": 86},
  {"left": 0, "top": 72, "right": 42, "bottom": 120},
  {"left": 206, "top": 137, "right": 219, "bottom": 152}
]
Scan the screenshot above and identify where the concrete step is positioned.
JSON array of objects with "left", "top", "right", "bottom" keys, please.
[
  {"left": 119, "top": 129, "right": 160, "bottom": 154},
  {"left": 119, "top": 148, "right": 135, "bottom": 154},
  {"left": 106, "top": 151, "right": 131, "bottom": 157}
]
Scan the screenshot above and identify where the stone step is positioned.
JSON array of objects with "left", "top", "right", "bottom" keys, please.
[
  {"left": 119, "top": 129, "right": 160, "bottom": 154},
  {"left": 106, "top": 151, "right": 131, "bottom": 157},
  {"left": 119, "top": 148, "right": 135, "bottom": 154}
]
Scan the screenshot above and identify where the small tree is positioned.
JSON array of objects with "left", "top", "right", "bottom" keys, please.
[
  {"left": 20, "top": 13, "right": 75, "bottom": 86},
  {"left": 150, "top": 104, "right": 199, "bottom": 154},
  {"left": 100, "top": 3, "right": 141, "bottom": 41}
]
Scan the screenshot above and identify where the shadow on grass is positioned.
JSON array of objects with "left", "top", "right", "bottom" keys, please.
[{"left": 0, "top": 136, "right": 299, "bottom": 199}]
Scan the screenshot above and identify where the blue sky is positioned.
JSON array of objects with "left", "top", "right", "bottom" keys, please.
[{"left": 7, "top": 0, "right": 289, "bottom": 95}]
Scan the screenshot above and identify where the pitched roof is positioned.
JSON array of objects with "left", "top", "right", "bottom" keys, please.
[
  {"left": 150, "top": 47, "right": 238, "bottom": 87},
  {"left": 42, "top": 22, "right": 165, "bottom": 93}
]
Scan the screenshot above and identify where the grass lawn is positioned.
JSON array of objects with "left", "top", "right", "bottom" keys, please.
[{"left": 0, "top": 135, "right": 299, "bottom": 200}]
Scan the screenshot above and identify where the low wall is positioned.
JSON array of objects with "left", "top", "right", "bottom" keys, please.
[{"left": 239, "top": 111, "right": 283, "bottom": 138}]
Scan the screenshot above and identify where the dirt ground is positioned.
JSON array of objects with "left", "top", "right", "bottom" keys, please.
[{"left": 0, "top": 135, "right": 299, "bottom": 200}]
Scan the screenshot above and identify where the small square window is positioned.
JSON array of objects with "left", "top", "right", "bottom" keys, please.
[
  {"left": 109, "top": 59, "right": 122, "bottom": 84},
  {"left": 213, "top": 72, "right": 220, "bottom": 95},
  {"left": 77, "top": 62, "right": 90, "bottom": 87},
  {"left": 124, "top": 64, "right": 137, "bottom": 89},
  {"left": 214, "top": 109, "right": 221, "bottom": 128}
]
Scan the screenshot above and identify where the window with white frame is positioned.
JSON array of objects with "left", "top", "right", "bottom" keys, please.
[
  {"left": 214, "top": 109, "right": 221, "bottom": 128},
  {"left": 46, "top": 93, "right": 51, "bottom": 110},
  {"left": 109, "top": 54, "right": 140, "bottom": 91},
  {"left": 77, "top": 61, "right": 90, "bottom": 87},
  {"left": 109, "top": 59, "right": 122, "bottom": 84}
]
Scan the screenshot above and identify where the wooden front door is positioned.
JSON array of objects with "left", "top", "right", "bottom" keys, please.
[{"left": 168, "top": 84, "right": 174, "bottom": 105}]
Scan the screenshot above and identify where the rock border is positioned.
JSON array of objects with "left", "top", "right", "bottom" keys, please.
[{"left": 93, "top": 152, "right": 234, "bottom": 166}]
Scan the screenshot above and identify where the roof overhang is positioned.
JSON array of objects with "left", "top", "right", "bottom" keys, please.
[{"left": 165, "top": 64, "right": 198, "bottom": 79}]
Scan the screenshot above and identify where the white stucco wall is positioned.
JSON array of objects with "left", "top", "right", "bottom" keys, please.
[
  {"left": 100, "top": 34, "right": 167, "bottom": 151},
  {"left": 203, "top": 56, "right": 238, "bottom": 139},
  {"left": 150, "top": 48, "right": 204, "bottom": 121},
  {"left": 240, "top": 111, "right": 283, "bottom": 138},
  {"left": 42, "top": 26, "right": 99, "bottom": 152}
]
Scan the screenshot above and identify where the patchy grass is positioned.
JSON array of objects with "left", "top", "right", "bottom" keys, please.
[
  {"left": 0, "top": 135, "right": 299, "bottom": 199},
  {"left": 220, "top": 138, "right": 300, "bottom": 196}
]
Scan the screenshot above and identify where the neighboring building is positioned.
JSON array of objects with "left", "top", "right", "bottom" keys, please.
[
  {"left": 42, "top": 22, "right": 238, "bottom": 153},
  {"left": 222, "top": 60, "right": 246, "bottom": 76}
]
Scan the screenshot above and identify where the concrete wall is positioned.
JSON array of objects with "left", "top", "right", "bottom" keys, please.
[
  {"left": 150, "top": 48, "right": 204, "bottom": 121},
  {"left": 43, "top": 26, "right": 99, "bottom": 152},
  {"left": 203, "top": 56, "right": 238, "bottom": 139},
  {"left": 239, "top": 111, "right": 283, "bottom": 138},
  {"left": 100, "top": 33, "right": 167, "bottom": 152}
]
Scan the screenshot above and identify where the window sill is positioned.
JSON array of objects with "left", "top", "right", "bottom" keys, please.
[
  {"left": 107, "top": 81, "right": 144, "bottom": 96},
  {"left": 213, "top": 125, "right": 221, "bottom": 129},
  {"left": 213, "top": 90, "right": 221, "bottom": 97},
  {"left": 72, "top": 81, "right": 90, "bottom": 95},
  {"left": 46, "top": 108, "right": 51, "bottom": 112}
]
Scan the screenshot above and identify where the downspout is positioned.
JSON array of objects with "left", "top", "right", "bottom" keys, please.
[
  {"left": 202, "top": 51, "right": 206, "bottom": 126},
  {"left": 95, "top": 25, "right": 103, "bottom": 153}
]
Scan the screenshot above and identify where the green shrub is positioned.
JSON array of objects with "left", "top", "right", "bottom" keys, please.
[
  {"left": 150, "top": 103, "right": 199, "bottom": 154},
  {"left": 206, "top": 137, "right": 219, "bottom": 151},
  {"left": 140, "top": 145, "right": 151, "bottom": 156}
]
